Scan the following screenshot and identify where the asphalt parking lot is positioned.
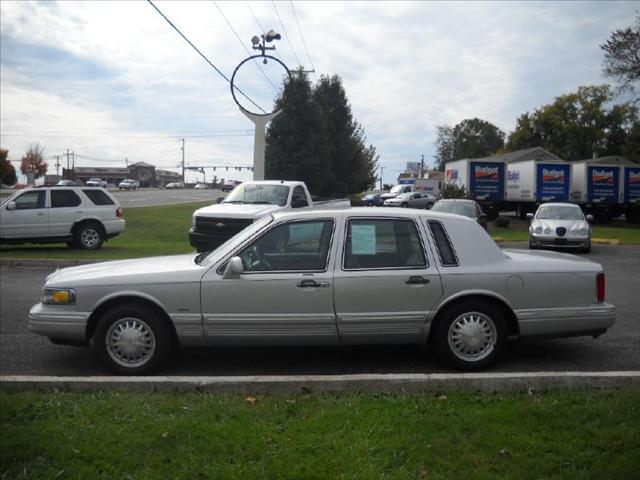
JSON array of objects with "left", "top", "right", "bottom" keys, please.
[
  {"left": 110, "top": 188, "right": 224, "bottom": 207},
  {"left": 1, "top": 243, "right": 638, "bottom": 376}
]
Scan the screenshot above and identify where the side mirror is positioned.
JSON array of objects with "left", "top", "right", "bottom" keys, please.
[
  {"left": 586, "top": 214, "right": 594, "bottom": 222},
  {"left": 223, "top": 256, "right": 244, "bottom": 279},
  {"left": 216, "top": 197, "right": 224, "bottom": 204},
  {"left": 526, "top": 213, "right": 534, "bottom": 219},
  {"left": 6, "top": 201, "right": 16, "bottom": 211},
  {"left": 479, "top": 213, "right": 488, "bottom": 219}
]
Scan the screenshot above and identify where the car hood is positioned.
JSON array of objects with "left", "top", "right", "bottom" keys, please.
[
  {"left": 194, "top": 203, "right": 283, "bottom": 220},
  {"left": 380, "top": 193, "right": 399, "bottom": 200},
  {"left": 45, "top": 254, "right": 207, "bottom": 288},
  {"left": 531, "top": 219, "right": 589, "bottom": 231},
  {"left": 502, "top": 249, "right": 600, "bottom": 272}
]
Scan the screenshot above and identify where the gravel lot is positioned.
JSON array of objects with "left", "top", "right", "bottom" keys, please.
[{"left": 1, "top": 243, "right": 638, "bottom": 376}]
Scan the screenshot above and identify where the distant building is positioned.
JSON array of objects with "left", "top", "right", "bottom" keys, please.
[{"left": 63, "top": 161, "right": 181, "bottom": 187}]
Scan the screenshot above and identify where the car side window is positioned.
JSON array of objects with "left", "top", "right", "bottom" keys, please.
[
  {"left": 83, "top": 189, "right": 115, "bottom": 205},
  {"left": 344, "top": 218, "right": 426, "bottom": 269},
  {"left": 13, "top": 191, "right": 45, "bottom": 210},
  {"left": 428, "top": 220, "right": 459, "bottom": 266},
  {"left": 51, "top": 190, "right": 81, "bottom": 208},
  {"left": 239, "top": 220, "right": 334, "bottom": 272},
  {"left": 291, "top": 186, "right": 308, "bottom": 208}
]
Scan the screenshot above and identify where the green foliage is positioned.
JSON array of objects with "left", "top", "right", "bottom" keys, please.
[
  {"left": 601, "top": 14, "right": 640, "bottom": 99},
  {"left": 439, "top": 183, "right": 469, "bottom": 199},
  {"left": 0, "top": 148, "right": 17, "bottom": 186},
  {"left": 266, "top": 71, "right": 378, "bottom": 197},
  {"left": 434, "top": 118, "right": 505, "bottom": 170},
  {"left": 382, "top": 183, "right": 393, "bottom": 190},
  {"left": 506, "top": 85, "right": 639, "bottom": 160},
  {"left": 494, "top": 216, "right": 511, "bottom": 228},
  {"left": 2, "top": 389, "right": 640, "bottom": 479},
  {"left": 20, "top": 143, "right": 47, "bottom": 180}
]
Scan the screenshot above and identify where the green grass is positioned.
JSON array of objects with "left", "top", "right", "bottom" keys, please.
[
  {"left": 1, "top": 389, "right": 639, "bottom": 479},
  {"left": 2, "top": 202, "right": 639, "bottom": 260},
  {"left": 0, "top": 201, "right": 210, "bottom": 260}
]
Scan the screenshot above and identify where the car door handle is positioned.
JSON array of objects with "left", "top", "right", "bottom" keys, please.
[
  {"left": 405, "top": 276, "right": 430, "bottom": 285},
  {"left": 297, "top": 280, "right": 329, "bottom": 288}
]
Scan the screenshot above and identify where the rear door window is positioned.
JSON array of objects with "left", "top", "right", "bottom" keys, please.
[
  {"left": 51, "top": 190, "right": 81, "bottom": 208},
  {"left": 83, "top": 189, "right": 115, "bottom": 206}
]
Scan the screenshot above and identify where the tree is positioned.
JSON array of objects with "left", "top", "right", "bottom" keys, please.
[
  {"left": 266, "top": 71, "right": 377, "bottom": 197},
  {"left": 439, "top": 183, "right": 469, "bottom": 199},
  {"left": 20, "top": 143, "right": 48, "bottom": 180},
  {"left": 506, "top": 85, "right": 638, "bottom": 160},
  {"left": 433, "top": 118, "right": 505, "bottom": 170},
  {"left": 622, "top": 119, "right": 640, "bottom": 162},
  {"left": 0, "top": 149, "right": 17, "bottom": 186},
  {"left": 601, "top": 14, "right": 640, "bottom": 100}
]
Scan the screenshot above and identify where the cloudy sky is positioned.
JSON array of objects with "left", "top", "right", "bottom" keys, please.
[{"left": 1, "top": 1, "right": 637, "bottom": 185}]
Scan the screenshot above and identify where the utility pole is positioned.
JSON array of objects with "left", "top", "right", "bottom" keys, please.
[
  {"left": 420, "top": 154, "right": 424, "bottom": 178},
  {"left": 379, "top": 165, "right": 384, "bottom": 190},
  {"left": 66, "top": 149, "right": 70, "bottom": 171},
  {"left": 55, "top": 155, "right": 61, "bottom": 176},
  {"left": 125, "top": 157, "right": 128, "bottom": 168},
  {"left": 180, "top": 139, "right": 185, "bottom": 184},
  {"left": 72, "top": 150, "right": 75, "bottom": 170}
]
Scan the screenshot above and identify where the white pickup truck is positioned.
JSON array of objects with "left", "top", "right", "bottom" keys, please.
[{"left": 189, "top": 180, "right": 350, "bottom": 252}]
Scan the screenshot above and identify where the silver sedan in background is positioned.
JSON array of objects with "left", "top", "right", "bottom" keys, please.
[
  {"left": 528, "top": 202, "right": 593, "bottom": 253},
  {"left": 383, "top": 192, "right": 436, "bottom": 209}
]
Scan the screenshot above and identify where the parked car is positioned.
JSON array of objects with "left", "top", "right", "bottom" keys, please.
[
  {"left": 379, "top": 184, "right": 414, "bottom": 202},
  {"left": 30, "top": 207, "right": 614, "bottom": 375},
  {"left": 189, "top": 180, "right": 350, "bottom": 252},
  {"left": 221, "top": 180, "right": 241, "bottom": 192},
  {"left": 430, "top": 199, "right": 488, "bottom": 230},
  {"left": 118, "top": 179, "right": 139, "bottom": 190},
  {"left": 0, "top": 186, "right": 125, "bottom": 249},
  {"left": 166, "top": 182, "right": 184, "bottom": 189},
  {"left": 56, "top": 180, "right": 76, "bottom": 187},
  {"left": 383, "top": 192, "right": 436, "bottom": 209},
  {"left": 85, "top": 178, "right": 107, "bottom": 188},
  {"left": 194, "top": 183, "right": 210, "bottom": 190},
  {"left": 528, "top": 202, "right": 592, "bottom": 253},
  {"left": 362, "top": 193, "right": 383, "bottom": 207}
]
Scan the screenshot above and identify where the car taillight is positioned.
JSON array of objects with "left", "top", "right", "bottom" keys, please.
[
  {"left": 116, "top": 207, "right": 123, "bottom": 218},
  {"left": 596, "top": 272, "right": 605, "bottom": 303}
]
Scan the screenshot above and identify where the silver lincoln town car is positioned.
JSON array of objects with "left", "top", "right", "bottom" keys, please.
[{"left": 29, "top": 208, "right": 615, "bottom": 375}]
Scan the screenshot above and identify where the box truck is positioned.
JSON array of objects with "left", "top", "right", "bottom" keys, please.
[
  {"left": 505, "top": 160, "right": 571, "bottom": 218},
  {"left": 570, "top": 159, "right": 623, "bottom": 221},
  {"left": 445, "top": 159, "right": 506, "bottom": 218},
  {"left": 623, "top": 164, "right": 640, "bottom": 223}
]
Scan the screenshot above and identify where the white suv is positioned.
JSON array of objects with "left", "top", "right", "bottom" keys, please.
[{"left": 0, "top": 187, "right": 125, "bottom": 250}]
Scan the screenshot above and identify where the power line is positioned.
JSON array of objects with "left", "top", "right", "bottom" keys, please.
[
  {"left": 146, "top": 0, "right": 267, "bottom": 114},
  {"left": 246, "top": 2, "right": 285, "bottom": 63},
  {"left": 289, "top": 1, "right": 315, "bottom": 72},
  {"left": 213, "top": 1, "right": 279, "bottom": 93},
  {"left": 271, "top": 0, "right": 302, "bottom": 67}
]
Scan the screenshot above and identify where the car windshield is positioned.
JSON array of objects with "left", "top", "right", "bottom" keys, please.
[
  {"left": 536, "top": 205, "right": 584, "bottom": 220},
  {"left": 223, "top": 184, "right": 290, "bottom": 206},
  {"left": 431, "top": 201, "right": 477, "bottom": 217},
  {"left": 389, "top": 185, "right": 405, "bottom": 194},
  {"left": 196, "top": 215, "right": 274, "bottom": 265}
]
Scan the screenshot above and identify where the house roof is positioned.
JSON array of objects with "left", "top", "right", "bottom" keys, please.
[
  {"left": 572, "top": 155, "right": 638, "bottom": 165},
  {"left": 128, "top": 161, "right": 155, "bottom": 168},
  {"left": 469, "top": 146, "right": 561, "bottom": 163}
]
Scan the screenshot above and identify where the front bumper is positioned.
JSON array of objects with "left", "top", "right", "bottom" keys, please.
[
  {"left": 529, "top": 233, "right": 590, "bottom": 249},
  {"left": 189, "top": 228, "right": 231, "bottom": 252},
  {"left": 516, "top": 303, "right": 615, "bottom": 338},
  {"left": 28, "top": 302, "right": 89, "bottom": 343}
]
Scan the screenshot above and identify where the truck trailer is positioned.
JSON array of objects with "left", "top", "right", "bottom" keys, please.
[
  {"left": 570, "top": 159, "right": 623, "bottom": 221},
  {"left": 623, "top": 164, "right": 640, "bottom": 223},
  {"left": 444, "top": 159, "right": 506, "bottom": 218},
  {"left": 505, "top": 159, "right": 571, "bottom": 218}
]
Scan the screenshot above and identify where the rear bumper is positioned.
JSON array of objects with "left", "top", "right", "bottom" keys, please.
[
  {"left": 103, "top": 219, "right": 125, "bottom": 235},
  {"left": 28, "top": 303, "right": 89, "bottom": 343},
  {"left": 516, "top": 303, "right": 615, "bottom": 338}
]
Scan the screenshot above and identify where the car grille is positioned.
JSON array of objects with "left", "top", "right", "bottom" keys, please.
[
  {"left": 556, "top": 227, "right": 567, "bottom": 237},
  {"left": 195, "top": 217, "right": 253, "bottom": 236}
]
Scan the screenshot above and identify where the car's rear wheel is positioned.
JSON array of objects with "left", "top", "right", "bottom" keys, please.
[
  {"left": 401, "top": 202, "right": 409, "bottom": 208},
  {"left": 92, "top": 304, "right": 172, "bottom": 375},
  {"left": 74, "top": 222, "right": 104, "bottom": 250},
  {"left": 432, "top": 301, "right": 506, "bottom": 370}
]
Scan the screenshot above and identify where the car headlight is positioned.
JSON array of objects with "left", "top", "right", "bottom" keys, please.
[
  {"left": 543, "top": 227, "right": 551, "bottom": 234},
  {"left": 579, "top": 228, "right": 587, "bottom": 236},
  {"left": 571, "top": 229, "right": 579, "bottom": 236},
  {"left": 534, "top": 226, "right": 542, "bottom": 234},
  {"left": 42, "top": 288, "right": 76, "bottom": 305}
]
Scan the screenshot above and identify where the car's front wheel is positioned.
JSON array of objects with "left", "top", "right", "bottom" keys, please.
[
  {"left": 73, "top": 222, "right": 104, "bottom": 250},
  {"left": 92, "top": 304, "right": 173, "bottom": 375},
  {"left": 432, "top": 301, "right": 506, "bottom": 370}
]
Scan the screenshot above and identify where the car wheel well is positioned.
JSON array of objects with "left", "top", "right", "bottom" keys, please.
[
  {"left": 428, "top": 294, "right": 519, "bottom": 341},
  {"left": 71, "top": 219, "right": 105, "bottom": 235},
  {"left": 86, "top": 296, "right": 179, "bottom": 346}
]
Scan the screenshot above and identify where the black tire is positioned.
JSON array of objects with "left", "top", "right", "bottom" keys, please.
[
  {"left": 582, "top": 243, "right": 591, "bottom": 254},
  {"left": 426, "top": 203, "right": 433, "bottom": 210},
  {"left": 401, "top": 202, "right": 409, "bottom": 208},
  {"left": 529, "top": 241, "right": 536, "bottom": 250},
  {"left": 431, "top": 301, "right": 507, "bottom": 371},
  {"left": 92, "top": 304, "right": 173, "bottom": 375},
  {"left": 73, "top": 222, "right": 104, "bottom": 250}
]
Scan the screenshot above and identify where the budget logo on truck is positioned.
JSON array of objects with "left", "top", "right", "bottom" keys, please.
[
  {"left": 469, "top": 162, "right": 505, "bottom": 201},
  {"left": 474, "top": 165, "right": 499, "bottom": 181},
  {"left": 542, "top": 168, "right": 565, "bottom": 183},
  {"left": 587, "top": 166, "right": 618, "bottom": 204},
  {"left": 445, "top": 169, "right": 459, "bottom": 181},
  {"left": 592, "top": 169, "right": 614, "bottom": 184},
  {"left": 625, "top": 167, "right": 640, "bottom": 204}
]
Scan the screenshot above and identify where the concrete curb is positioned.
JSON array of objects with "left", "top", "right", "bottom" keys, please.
[
  {"left": 2, "top": 372, "right": 639, "bottom": 394},
  {"left": 0, "top": 258, "right": 104, "bottom": 269}
]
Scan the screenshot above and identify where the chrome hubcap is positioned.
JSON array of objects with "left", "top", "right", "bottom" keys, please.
[
  {"left": 81, "top": 228, "right": 99, "bottom": 248},
  {"left": 106, "top": 318, "right": 156, "bottom": 368},
  {"left": 448, "top": 311, "right": 497, "bottom": 362}
]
